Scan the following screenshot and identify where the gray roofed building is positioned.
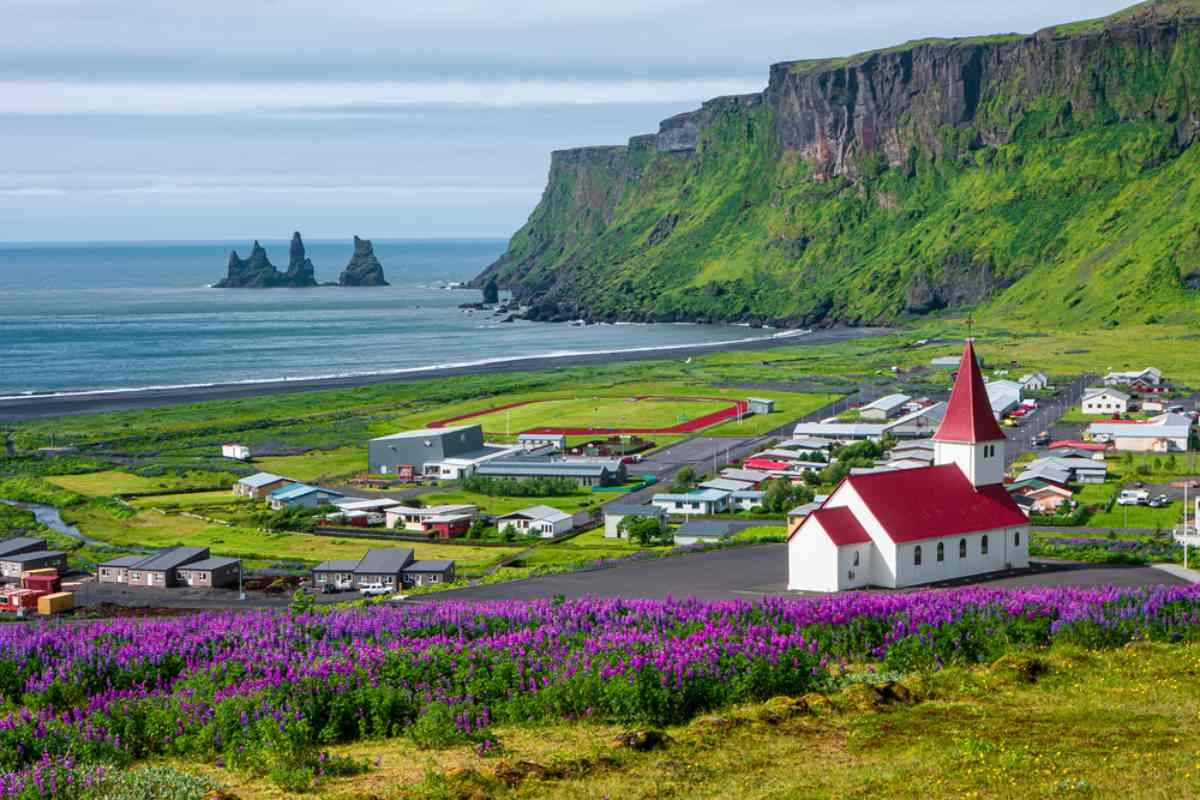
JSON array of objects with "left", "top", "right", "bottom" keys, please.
[
  {"left": 179, "top": 556, "right": 240, "bottom": 571},
  {"left": 0, "top": 549, "right": 68, "bottom": 579},
  {"left": 100, "top": 555, "right": 146, "bottom": 569},
  {"left": 603, "top": 503, "right": 666, "bottom": 538},
  {"left": 403, "top": 559, "right": 456, "bottom": 587},
  {"left": 674, "top": 520, "right": 738, "bottom": 545},
  {"left": 368, "top": 424, "right": 486, "bottom": 475},
  {"left": 476, "top": 457, "right": 625, "bottom": 487},
  {"left": 175, "top": 556, "right": 242, "bottom": 589},
  {"left": 0, "top": 537, "right": 48, "bottom": 559},
  {"left": 859, "top": 393, "right": 911, "bottom": 420},
  {"left": 237, "top": 472, "right": 290, "bottom": 488},
  {"left": 355, "top": 548, "right": 415, "bottom": 574},
  {"left": 700, "top": 478, "right": 755, "bottom": 493},
  {"left": 134, "top": 546, "right": 209, "bottom": 573}
]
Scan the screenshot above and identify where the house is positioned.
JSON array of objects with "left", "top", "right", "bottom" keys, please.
[
  {"left": 475, "top": 458, "right": 625, "bottom": 487},
  {"left": 1087, "top": 413, "right": 1192, "bottom": 452},
  {"left": 1047, "top": 439, "right": 1109, "bottom": 453},
  {"left": 777, "top": 437, "right": 836, "bottom": 454},
  {"left": 330, "top": 498, "right": 401, "bottom": 525},
  {"left": 368, "top": 424, "right": 523, "bottom": 479},
  {"left": 1082, "top": 388, "right": 1130, "bottom": 415},
  {"left": 221, "top": 443, "right": 251, "bottom": 461},
  {"left": 344, "top": 548, "right": 413, "bottom": 590},
  {"left": 0, "top": 551, "right": 67, "bottom": 580},
  {"left": 788, "top": 342, "right": 1029, "bottom": 592},
  {"left": 674, "top": 520, "right": 738, "bottom": 546},
  {"left": 1022, "top": 485, "right": 1074, "bottom": 514},
  {"left": 97, "top": 555, "right": 146, "bottom": 584},
  {"left": 747, "top": 397, "right": 775, "bottom": 415},
  {"left": 858, "top": 393, "right": 911, "bottom": 421},
  {"left": 403, "top": 560, "right": 456, "bottom": 587},
  {"left": 887, "top": 402, "right": 947, "bottom": 438},
  {"left": 1104, "top": 367, "right": 1162, "bottom": 387},
  {"left": 730, "top": 490, "right": 765, "bottom": 510},
  {"left": 309, "top": 559, "right": 360, "bottom": 591},
  {"left": 497, "top": 505, "right": 576, "bottom": 538},
  {"left": 1019, "top": 373, "right": 1048, "bottom": 392},
  {"left": 742, "top": 458, "right": 795, "bottom": 472},
  {"left": 384, "top": 504, "right": 477, "bottom": 533},
  {"left": 1020, "top": 456, "right": 1108, "bottom": 485},
  {"left": 700, "top": 477, "right": 756, "bottom": 493},
  {"left": 1129, "top": 379, "right": 1171, "bottom": 395},
  {"left": 125, "top": 546, "right": 211, "bottom": 588},
  {"left": 603, "top": 504, "right": 666, "bottom": 538},
  {"left": 719, "top": 468, "right": 774, "bottom": 487},
  {"left": 267, "top": 484, "right": 344, "bottom": 510},
  {"left": 986, "top": 382, "right": 1022, "bottom": 418},
  {"left": 793, "top": 403, "right": 949, "bottom": 443},
  {"left": 1015, "top": 461, "right": 1073, "bottom": 486},
  {"left": 420, "top": 513, "right": 475, "bottom": 539},
  {"left": 175, "top": 556, "right": 241, "bottom": 589},
  {"left": 1143, "top": 399, "right": 1167, "bottom": 413},
  {"left": 517, "top": 432, "right": 567, "bottom": 451},
  {"left": 652, "top": 489, "right": 731, "bottom": 516},
  {"left": 233, "top": 472, "right": 295, "bottom": 500},
  {"left": 0, "top": 538, "right": 48, "bottom": 560}
]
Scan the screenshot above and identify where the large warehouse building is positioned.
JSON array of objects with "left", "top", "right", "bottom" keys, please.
[{"left": 367, "top": 424, "right": 522, "bottom": 478}]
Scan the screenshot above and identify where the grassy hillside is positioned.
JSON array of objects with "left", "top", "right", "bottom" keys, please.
[{"left": 482, "top": 1, "right": 1200, "bottom": 329}]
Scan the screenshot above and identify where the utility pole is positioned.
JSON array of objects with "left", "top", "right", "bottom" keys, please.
[{"left": 239, "top": 561, "right": 246, "bottom": 602}]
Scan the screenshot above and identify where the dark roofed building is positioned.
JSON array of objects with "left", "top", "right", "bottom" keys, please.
[
  {"left": 0, "top": 537, "right": 48, "bottom": 560},
  {"left": 176, "top": 556, "right": 242, "bottom": 589},
  {"left": 0, "top": 550, "right": 67, "bottom": 579},
  {"left": 403, "top": 560, "right": 456, "bottom": 587},
  {"left": 128, "top": 546, "right": 210, "bottom": 588},
  {"left": 476, "top": 458, "right": 625, "bottom": 487},
  {"left": 603, "top": 503, "right": 666, "bottom": 538},
  {"left": 673, "top": 520, "right": 738, "bottom": 546},
  {"left": 311, "top": 549, "right": 415, "bottom": 592}
]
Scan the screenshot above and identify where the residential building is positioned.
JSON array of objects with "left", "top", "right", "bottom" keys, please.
[
  {"left": 888, "top": 402, "right": 946, "bottom": 438},
  {"left": 97, "top": 555, "right": 145, "bottom": 584},
  {"left": 233, "top": 472, "right": 295, "bottom": 500},
  {"left": 1082, "top": 388, "right": 1130, "bottom": 415},
  {"left": 931, "top": 356, "right": 961, "bottom": 369},
  {"left": 124, "top": 547, "right": 212, "bottom": 588},
  {"left": 652, "top": 489, "right": 731, "bottom": 516},
  {"left": 731, "top": 490, "right": 765, "bottom": 510},
  {"left": 986, "top": 382, "right": 1022, "bottom": 418},
  {"left": 793, "top": 402, "right": 951, "bottom": 443},
  {"left": 1022, "top": 485, "right": 1074, "bottom": 514},
  {"left": 475, "top": 457, "right": 626, "bottom": 487},
  {"left": 0, "top": 551, "right": 67, "bottom": 580},
  {"left": 497, "top": 505, "right": 576, "bottom": 538},
  {"left": 1019, "top": 456, "right": 1108, "bottom": 485},
  {"left": 700, "top": 477, "right": 756, "bottom": 493},
  {"left": 777, "top": 437, "right": 836, "bottom": 454},
  {"left": 746, "top": 397, "right": 775, "bottom": 415},
  {"left": 788, "top": 342, "right": 1029, "bottom": 592},
  {"left": 404, "top": 560, "right": 456, "bottom": 587},
  {"left": 0, "top": 538, "right": 48, "bottom": 560},
  {"left": 1087, "top": 413, "right": 1192, "bottom": 452},
  {"left": 1019, "top": 373, "right": 1049, "bottom": 391},
  {"left": 311, "top": 548, "right": 448, "bottom": 591},
  {"left": 267, "top": 483, "right": 344, "bottom": 510},
  {"left": 603, "top": 504, "right": 666, "bottom": 538},
  {"left": 858, "top": 393, "right": 911, "bottom": 421},
  {"left": 719, "top": 468, "right": 773, "bottom": 487},
  {"left": 1103, "top": 368, "right": 1162, "bottom": 387},
  {"left": 383, "top": 504, "right": 477, "bottom": 534},
  {"left": 176, "top": 556, "right": 241, "bottom": 589},
  {"left": 674, "top": 520, "right": 739, "bottom": 546}
]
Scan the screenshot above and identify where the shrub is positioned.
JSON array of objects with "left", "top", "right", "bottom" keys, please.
[{"left": 90, "top": 766, "right": 217, "bottom": 800}]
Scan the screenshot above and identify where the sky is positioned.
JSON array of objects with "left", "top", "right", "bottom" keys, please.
[{"left": 0, "top": 0, "right": 1133, "bottom": 242}]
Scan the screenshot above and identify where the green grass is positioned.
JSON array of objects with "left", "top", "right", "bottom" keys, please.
[
  {"left": 44, "top": 469, "right": 233, "bottom": 497},
  {"left": 252, "top": 447, "right": 364, "bottom": 481},
  {"left": 417, "top": 490, "right": 600, "bottom": 518},
  {"left": 446, "top": 395, "right": 731, "bottom": 434},
  {"left": 732, "top": 525, "right": 788, "bottom": 541},
  {"left": 1087, "top": 501, "right": 1182, "bottom": 530},
  {"left": 126, "top": 490, "right": 245, "bottom": 509}
]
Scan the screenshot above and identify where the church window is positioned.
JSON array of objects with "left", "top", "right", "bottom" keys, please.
[
  {"left": 959, "top": 538, "right": 966, "bottom": 558},
  {"left": 937, "top": 542, "right": 944, "bottom": 562},
  {"left": 1015, "top": 531, "right": 1021, "bottom": 546},
  {"left": 981, "top": 535, "right": 989, "bottom": 555},
  {"left": 853, "top": 551, "right": 860, "bottom": 567},
  {"left": 914, "top": 545, "right": 922, "bottom": 566}
]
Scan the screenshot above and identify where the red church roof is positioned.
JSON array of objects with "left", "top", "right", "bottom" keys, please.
[
  {"left": 807, "top": 507, "right": 872, "bottom": 546},
  {"left": 846, "top": 464, "right": 1027, "bottom": 543},
  {"left": 933, "top": 341, "right": 1007, "bottom": 444}
]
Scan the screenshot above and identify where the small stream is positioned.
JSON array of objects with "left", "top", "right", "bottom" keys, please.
[{"left": 0, "top": 499, "right": 107, "bottom": 546}]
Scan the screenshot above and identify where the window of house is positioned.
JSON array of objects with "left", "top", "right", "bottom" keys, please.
[
  {"left": 914, "top": 545, "right": 922, "bottom": 566},
  {"left": 959, "top": 539, "right": 966, "bottom": 558},
  {"left": 981, "top": 535, "right": 989, "bottom": 555},
  {"left": 1015, "top": 531, "right": 1021, "bottom": 546},
  {"left": 937, "top": 542, "right": 945, "bottom": 562}
]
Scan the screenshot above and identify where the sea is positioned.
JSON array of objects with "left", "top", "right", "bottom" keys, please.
[{"left": 0, "top": 239, "right": 794, "bottom": 397}]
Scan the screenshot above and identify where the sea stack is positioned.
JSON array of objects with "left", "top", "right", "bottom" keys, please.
[
  {"left": 214, "top": 232, "right": 319, "bottom": 288},
  {"left": 482, "top": 275, "right": 499, "bottom": 304},
  {"left": 337, "top": 236, "right": 389, "bottom": 286}
]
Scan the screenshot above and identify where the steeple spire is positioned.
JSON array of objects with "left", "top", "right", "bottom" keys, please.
[{"left": 933, "top": 340, "right": 1006, "bottom": 444}]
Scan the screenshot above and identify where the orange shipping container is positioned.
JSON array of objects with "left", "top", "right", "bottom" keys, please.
[{"left": 37, "top": 592, "right": 73, "bottom": 615}]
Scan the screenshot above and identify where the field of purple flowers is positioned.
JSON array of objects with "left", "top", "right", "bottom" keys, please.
[
  {"left": 6, "top": 585, "right": 1200, "bottom": 798},
  {"left": 1033, "top": 536, "right": 1181, "bottom": 564}
]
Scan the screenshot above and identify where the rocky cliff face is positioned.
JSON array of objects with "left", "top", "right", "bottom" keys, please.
[
  {"left": 337, "top": 236, "right": 389, "bottom": 286},
  {"left": 476, "top": 0, "right": 1200, "bottom": 328},
  {"left": 216, "top": 232, "right": 320, "bottom": 288}
]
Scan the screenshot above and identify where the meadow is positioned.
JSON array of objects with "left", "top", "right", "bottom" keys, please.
[{"left": 6, "top": 586, "right": 1200, "bottom": 799}]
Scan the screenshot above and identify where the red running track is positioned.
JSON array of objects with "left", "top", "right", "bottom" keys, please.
[{"left": 426, "top": 396, "right": 750, "bottom": 435}]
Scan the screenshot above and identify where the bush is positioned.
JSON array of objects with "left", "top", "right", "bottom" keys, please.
[
  {"left": 0, "top": 477, "right": 86, "bottom": 508},
  {"left": 90, "top": 766, "right": 217, "bottom": 800},
  {"left": 460, "top": 475, "right": 580, "bottom": 497}
]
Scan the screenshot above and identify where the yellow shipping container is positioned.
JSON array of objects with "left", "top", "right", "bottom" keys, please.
[
  {"left": 22, "top": 568, "right": 58, "bottom": 579},
  {"left": 36, "top": 592, "right": 73, "bottom": 615}
]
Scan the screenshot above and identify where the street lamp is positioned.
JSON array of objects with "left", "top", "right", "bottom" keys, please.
[{"left": 239, "top": 561, "right": 245, "bottom": 601}]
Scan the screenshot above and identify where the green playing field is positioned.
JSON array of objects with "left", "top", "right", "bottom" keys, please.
[{"left": 457, "top": 395, "right": 732, "bottom": 434}]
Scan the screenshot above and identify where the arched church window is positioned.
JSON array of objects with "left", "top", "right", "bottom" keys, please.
[
  {"left": 959, "top": 538, "right": 967, "bottom": 558},
  {"left": 914, "top": 545, "right": 922, "bottom": 566},
  {"left": 981, "top": 535, "right": 989, "bottom": 555},
  {"left": 937, "top": 542, "right": 945, "bottom": 562}
]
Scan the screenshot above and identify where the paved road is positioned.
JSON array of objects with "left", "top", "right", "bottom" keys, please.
[
  {"left": 1004, "top": 374, "right": 1093, "bottom": 465},
  {"left": 409, "top": 544, "right": 1189, "bottom": 603}
]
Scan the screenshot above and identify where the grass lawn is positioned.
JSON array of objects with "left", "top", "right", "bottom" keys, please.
[
  {"left": 251, "top": 447, "right": 364, "bottom": 481},
  {"left": 127, "top": 490, "right": 242, "bottom": 509},
  {"left": 514, "top": 527, "right": 666, "bottom": 568},
  {"left": 418, "top": 490, "right": 601, "bottom": 518},
  {"left": 45, "top": 469, "right": 235, "bottom": 497},
  {"left": 702, "top": 392, "right": 841, "bottom": 437},
  {"left": 1088, "top": 501, "right": 1182, "bottom": 530},
  {"left": 63, "top": 506, "right": 521, "bottom": 569},
  {"left": 445, "top": 395, "right": 732, "bottom": 434},
  {"left": 193, "top": 641, "right": 1200, "bottom": 799},
  {"left": 733, "top": 525, "right": 788, "bottom": 540}
]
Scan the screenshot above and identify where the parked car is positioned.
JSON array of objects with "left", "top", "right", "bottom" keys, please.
[
  {"left": 1032, "top": 432, "right": 1051, "bottom": 447},
  {"left": 1117, "top": 490, "right": 1150, "bottom": 506},
  {"left": 359, "top": 583, "right": 391, "bottom": 597},
  {"left": 1149, "top": 494, "right": 1170, "bottom": 508}
]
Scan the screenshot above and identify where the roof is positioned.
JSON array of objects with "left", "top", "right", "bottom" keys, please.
[
  {"left": 743, "top": 458, "right": 793, "bottom": 471},
  {"left": 1048, "top": 440, "right": 1109, "bottom": 451},
  {"left": 179, "top": 556, "right": 240, "bottom": 571},
  {"left": 237, "top": 472, "right": 290, "bottom": 488},
  {"left": 1087, "top": 413, "right": 1192, "bottom": 439},
  {"left": 746, "top": 397, "right": 775, "bottom": 405},
  {"left": 476, "top": 460, "right": 617, "bottom": 478},
  {"left": 720, "top": 468, "right": 773, "bottom": 482},
  {"left": 933, "top": 341, "right": 1007, "bottom": 444},
  {"left": 498, "top": 504, "right": 572, "bottom": 523},
  {"left": 653, "top": 489, "right": 730, "bottom": 502},
  {"left": 335, "top": 498, "right": 403, "bottom": 512},
  {"left": 0, "top": 538, "right": 46, "bottom": 557},
  {"left": 355, "top": 548, "right": 415, "bottom": 573},
  {"left": 779, "top": 436, "right": 836, "bottom": 449},
  {"left": 268, "top": 483, "right": 344, "bottom": 501},
  {"left": 845, "top": 464, "right": 1028, "bottom": 543},
  {"left": 405, "top": 559, "right": 455, "bottom": 572},
  {"left": 731, "top": 490, "right": 765, "bottom": 500},
  {"left": 674, "top": 520, "right": 737, "bottom": 538},
  {"left": 370, "top": 424, "right": 479, "bottom": 442},
  {"left": 793, "top": 421, "right": 890, "bottom": 438},
  {"left": 862, "top": 393, "right": 910, "bottom": 412},
  {"left": 1084, "top": 387, "right": 1130, "bottom": 401},
  {"left": 604, "top": 504, "right": 663, "bottom": 517},
  {"left": 0, "top": 550, "right": 64, "bottom": 563},
  {"left": 518, "top": 432, "right": 566, "bottom": 441},
  {"left": 700, "top": 478, "right": 755, "bottom": 492},
  {"left": 133, "top": 546, "right": 208, "bottom": 572},
  {"left": 808, "top": 506, "right": 872, "bottom": 546},
  {"left": 99, "top": 555, "right": 146, "bottom": 569},
  {"left": 312, "top": 559, "right": 360, "bottom": 572}
]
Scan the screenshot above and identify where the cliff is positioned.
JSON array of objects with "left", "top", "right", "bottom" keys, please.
[
  {"left": 338, "top": 236, "right": 389, "bottom": 286},
  {"left": 477, "top": 0, "right": 1200, "bottom": 328},
  {"left": 216, "top": 232, "right": 319, "bottom": 288}
]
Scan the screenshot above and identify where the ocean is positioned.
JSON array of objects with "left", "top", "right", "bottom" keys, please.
[{"left": 0, "top": 239, "right": 792, "bottom": 396}]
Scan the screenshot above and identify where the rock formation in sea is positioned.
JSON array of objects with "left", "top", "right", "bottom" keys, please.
[
  {"left": 482, "top": 276, "right": 499, "bottom": 304},
  {"left": 215, "top": 232, "right": 319, "bottom": 288},
  {"left": 337, "top": 236, "right": 389, "bottom": 286}
]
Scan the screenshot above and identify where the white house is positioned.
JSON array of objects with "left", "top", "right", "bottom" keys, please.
[
  {"left": 267, "top": 484, "right": 345, "bottom": 510},
  {"left": 788, "top": 342, "right": 1029, "bottom": 592},
  {"left": 1019, "top": 373, "right": 1049, "bottom": 392},
  {"left": 730, "top": 490, "right": 765, "bottom": 510},
  {"left": 603, "top": 504, "right": 666, "bottom": 538},
  {"left": 652, "top": 489, "right": 731, "bottom": 516},
  {"left": 497, "top": 505, "right": 575, "bottom": 538},
  {"left": 674, "top": 520, "right": 738, "bottom": 546},
  {"left": 1104, "top": 367, "right": 1162, "bottom": 387},
  {"left": 221, "top": 443, "right": 251, "bottom": 461},
  {"left": 1081, "top": 388, "right": 1130, "bottom": 415},
  {"left": 858, "top": 393, "right": 911, "bottom": 421},
  {"left": 1087, "top": 413, "right": 1192, "bottom": 452},
  {"left": 385, "top": 504, "right": 477, "bottom": 531}
]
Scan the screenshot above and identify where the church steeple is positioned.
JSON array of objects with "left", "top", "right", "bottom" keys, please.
[{"left": 933, "top": 341, "right": 1006, "bottom": 487}]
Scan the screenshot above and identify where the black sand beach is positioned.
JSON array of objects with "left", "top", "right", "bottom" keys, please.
[{"left": 0, "top": 327, "right": 891, "bottom": 421}]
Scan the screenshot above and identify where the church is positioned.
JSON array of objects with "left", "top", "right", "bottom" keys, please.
[{"left": 787, "top": 341, "right": 1029, "bottom": 592}]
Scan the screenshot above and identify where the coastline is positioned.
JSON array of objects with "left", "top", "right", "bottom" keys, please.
[{"left": 0, "top": 327, "right": 890, "bottom": 421}]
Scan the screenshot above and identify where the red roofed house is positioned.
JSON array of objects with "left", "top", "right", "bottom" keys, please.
[{"left": 788, "top": 341, "right": 1029, "bottom": 592}]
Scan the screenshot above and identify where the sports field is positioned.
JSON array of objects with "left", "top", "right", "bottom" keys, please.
[{"left": 430, "top": 395, "right": 742, "bottom": 434}]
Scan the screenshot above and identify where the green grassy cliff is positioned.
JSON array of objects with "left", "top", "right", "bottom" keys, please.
[{"left": 477, "top": 0, "right": 1200, "bottom": 328}]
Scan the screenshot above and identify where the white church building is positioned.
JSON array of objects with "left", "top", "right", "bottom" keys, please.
[{"left": 788, "top": 341, "right": 1029, "bottom": 592}]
